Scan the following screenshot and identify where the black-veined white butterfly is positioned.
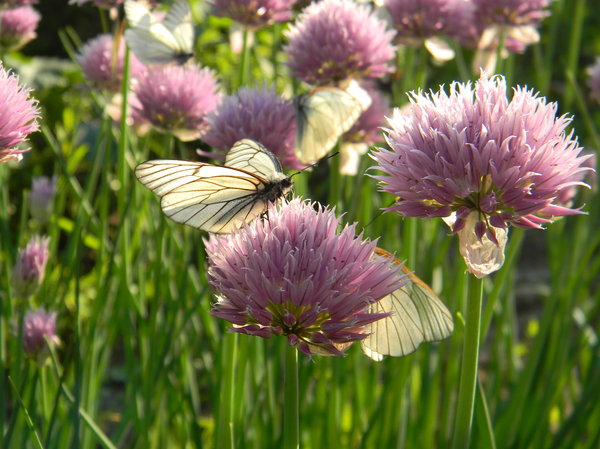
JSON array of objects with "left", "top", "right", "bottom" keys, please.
[
  {"left": 294, "top": 80, "right": 372, "bottom": 165},
  {"left": 361, "top": 248, "right": 454, "bottom": 361},
  {"left": 124, "top": 0, "right": 194, "bottom": 65},
  {"left": 135, "top": 139, "right": 293, "bottom": 233}
]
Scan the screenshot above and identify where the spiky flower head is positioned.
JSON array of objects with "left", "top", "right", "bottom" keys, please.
[
  {"left": 0, "top": 64, "right": 39, "bottom": 163},
  {"left": 211, "top": 0, "right": 294, "bottom": 28},
  {"left": 12, "top": 235, "right": 49, "bottom": 298},
  {"left": 383, "top": 0, "right": 475, "bottom": 44},
  {"left": 0, "top": 6, "right": 40, "bottom": 51},
  {"left": 77, "top": 34, "right": 146, "bottom": 92},
  {"left": 371, "top": 73, "right": 591, "bottom": 277},
  {"left": 30, "top": 175, "right": 57, "bottom": 223},
  {"left": 473, "top": 0, "right": 550, "bottom": 27},
  {"left": 134, "top": 64, "right": 220, "bottom": 141},
  {"left": 587, "top": 57, "right": 600, "bottom": 104},
  {"left": 20, "top": 309, "right": 60, "bottom": 364},
  {"left": 285, "top": 0, "right": 396, "bottom": 86},
  {"left": 206, "top": 199, "right": 406, "bottom": 357},
  {"left": 202, "top": 86, "right": 301, "bottom": 169}
]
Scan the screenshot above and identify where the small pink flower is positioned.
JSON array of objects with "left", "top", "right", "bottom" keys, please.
[
  {"left": 211, "top": 0, "right": 294, "bottom": 28},
  {"left": 12, "top": 235, "right": 49, "bottom": 298},
  {"left": 0, "top": 6, "right": 40, "bottom": 50},
  {"left": 285, "top": 0, "right": 396, "bottom": 86},
  {"left": 134, "top": 64, "right": 220, "bottom": 141},
  {"left": 0, "top": 64, "right": 40, "bottom": 163},
  {"left": 77, "top": 34, "right": 147, "bottom": 92},
  {"left": 30, "top": 175, "right": 57, "bottom": 223},
  {"left": 20, "top": 309, "right": 60, "bottom": 364},
  {"left": 206, "top": 198, "right": 406, "bottom": 357}
]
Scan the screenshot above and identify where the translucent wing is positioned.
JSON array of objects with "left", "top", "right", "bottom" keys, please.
[
  {"left": 361, "top": 248, "right": 454, "bottom": 360},
  {"left": 135, "top": 160, "right": 269, "bottom": 234},
  {"left": 124, "top": 0, "right": 194, "bottom": 65},
  {"left": 295, "top": 80, "right": 371, "bottom": 165},
  {"left": 225, "top": 139, "right": 284, "bottom": 181},
  {"left": 162, "top": 0, "right": 194, "bottom": 55}
]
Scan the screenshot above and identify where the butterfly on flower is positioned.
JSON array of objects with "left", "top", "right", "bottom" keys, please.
[
  {"left": 294, "top": 80, "right": 372, "bottom": 165},
  {"left": 124, "top": 0, "right": 195, "bottom": 65},
  {"left": 361, "top": 248, "right": 454, "bottom": 360},
  {"left": 135, "top": 139, "right": 293, "bottom": 233}
]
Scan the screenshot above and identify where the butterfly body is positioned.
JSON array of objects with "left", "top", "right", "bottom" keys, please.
[{"left": 136, "top": 139, "right": 292, "bottom": 233}]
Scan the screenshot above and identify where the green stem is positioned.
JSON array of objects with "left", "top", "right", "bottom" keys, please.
[
  {"left": 237, "top": 29, "right": 251, "bottom": 89},
  {"left": 283, "top": 344, "right": 299, "bottom": 449},
  {"left": 217, "top": 332, "right": 238, "bottom": 449},
  {"left": 452, "top": 274, "right": 484, "bottom": 449}
]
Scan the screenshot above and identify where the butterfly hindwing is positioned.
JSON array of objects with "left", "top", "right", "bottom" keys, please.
[
  {"left": 361, "top": 248, "right": 454, "bottom": 360},
  {"left": 225, "top": 139, "right": 284, "bottom": 180}
]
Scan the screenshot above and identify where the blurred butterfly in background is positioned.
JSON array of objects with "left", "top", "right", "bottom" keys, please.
[
  {"left": 361, "top": 247, "right": 454, "bottom": 361},
  {"left": 294, "top": 80, "right": 372, "bottom": 165},
  {"left": 135, "top": 139, "right": 293, "bottom": 233},
  {"left": 124, "top": 0, "right": 195, "bottom": 65}
]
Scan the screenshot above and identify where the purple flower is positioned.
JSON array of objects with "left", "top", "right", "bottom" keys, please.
[
  {"left": 134, "top": 64, "right": 220, "bottom": 141},
  {"left": 0, "top": 6, "right": 40, "bottom": 50},
  {"left": 384, "top": 0, "right": 475, "bottom": 45},
  {"left": 205, "top": 198, "right": 406, "bottom": 357},
  {"left": 0, "top": 64, "right": 40, "bottom": 163},
  {"left": 473, "top": 0, "right": 550, "bottom": 27},
  {"left": 285, "top": 0, "right": 396, "bottom": 86},
  {"left": 203, "top": 86, "right": 301, "bottom": 169},
  {"left": 77, "top": 34, "right": 147, "bottom": 92},
  {"left": 12, "top": 235, "right": 49, "bottom": 298},
  {"left": 211, "top": 0, "right": 294, "bottom": 28},
  {"left": 20, "top": 309, "right": 60, "bottom": 363},
  {"left": 30, "top": 175, "right": 57, "bottom": 223},
  {"left": 371, "top": 74, "right": 592, "bottom": 276},
  {"left": 587, "top": 57, "right": 600, "bottom": 103},
  {"left": 0, "top": 0, "right": 37, "bottom": 7}
]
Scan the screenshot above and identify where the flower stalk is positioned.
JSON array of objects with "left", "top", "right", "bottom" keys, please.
[{"left": 283, "top": 344, "right": 299, "bottom": 449}]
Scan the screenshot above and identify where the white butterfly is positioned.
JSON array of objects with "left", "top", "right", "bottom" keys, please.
[
  {"left": 361, "top": 248, "right": 454, "bottom": 361},
  {"left": 294, "top": 80, "right": 372, "bottom": 165},
  {"left": 135, "top": 139, "right": 293, "bottom": 233},
  {"left": 124, "top": 0, "right": 195, "bottom": 65}
]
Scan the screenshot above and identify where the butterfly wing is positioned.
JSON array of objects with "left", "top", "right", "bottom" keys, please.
[
  {"left": 295, "top": 81, "right": 371, "bottom": 165},
  {"left": 124, "top": 0, "right": 193, "bottom": 65},
  {"left": 135, "top": 160, "right": 270, "bottom": 233},
  {"left": 225, "top": 139, "right": 285, "bottom": 181},
  {"left": 162, "top": 0, "right": 194, "bottom": 56},
  {"left": 361, "top": 248, "right": 454, "bottom": 360}
]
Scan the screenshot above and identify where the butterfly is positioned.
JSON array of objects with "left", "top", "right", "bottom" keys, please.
[
  {"left": 124, "top": 0, "right": 195, "bottom": 65},
  {"left": 135, "top": 139, "right": 293, "bottom": 233},
  {"left": 361, "top": 247, "right": 454, "bottom": 361},
  {"left": 294, "top": 80, "right": 372, "bottom": 165}
]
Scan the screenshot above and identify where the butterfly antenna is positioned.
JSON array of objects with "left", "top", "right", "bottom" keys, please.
[
  {"left": 361, "top": 197, "right": 398, "bottom": 231},
  {"left": 290, "top": 151, "right": 339, "bottom": 178}
]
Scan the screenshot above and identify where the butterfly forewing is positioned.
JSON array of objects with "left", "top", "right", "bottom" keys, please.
[
  {"left": 361, "top": 248, "right": 454, "bottom": 360},
  {"left": 161, "top": 0, "right": 194, "bottom": 55}
]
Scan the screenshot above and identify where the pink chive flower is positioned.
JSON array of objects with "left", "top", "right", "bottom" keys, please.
[
  {"left": 134, "top": 64, "right": 220, "bottom": 141},
  {"left": 12, "top": 235, "right": 49, "bottom": 298},
  {"left": 30, "top": 175, "right": 57, "bottom": 223},
  {"left": 77, "top": 34, "right": 146, "bottom": 92},
  {"left": 284, "top": 0, "right": 396, "bottom": 86},
  {"left": 0, "top": 64, "right": 40, "bottom": 163},
  {"left": 211, "top": 0, "right": 294, "bottom": 28},
  {"left": 0, "top": 6, "right": 40, "bottom": 51},
  {"left": 205, "top": 198, "right": 406, "bottom": 357},
  {"left": 587, "top": 57, "right": 600, "bottom": 103},
  {"left": 202, "top": 86, "right": 301, "bottom": 170},
  {"left": 0, "top": 0, "right": 37, "bottom": 7},
  {"left": 371, "top": 74, "right": 592, "bottom": 277},
  {"left": 383, "top": 0, "right": 475, "bottom": 46},
  {"left": 473, "top": 0, "right": 550, "bottom": 27},
  {"left": 20, "top": 309, "right": 60, "bottom": 363}
]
